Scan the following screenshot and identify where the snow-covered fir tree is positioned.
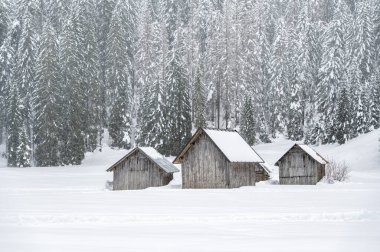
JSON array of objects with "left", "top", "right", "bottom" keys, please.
[
  {"left": 267, "top": 18, "right": 288, "bottom": 137},
  {"left": 60, "top": 5, "right": 87, "bottom": 165},
  {"left": 370, "top": 70, "right": 380, "bottom": 129},
  {"left": 374, "top": 0, "right": 380, "bottom": 68},
  {"left": 14, "top": 0, "right": 37, "bottom": 164},
  {"left": 0, "top": 1, "right": 11, "bottom": 145},
  {"left": 96, "top": 0, "right": 116, "bottom": 110},
  {"left": 136, "top": 1, "right": 168, "bottom": 151},
  {"left": 1, "top": 8, "right": 22, "bottom": 155},
  {"left": 253, "top": 3, "right": 272, "bottom": 143},
  {"left": 353, "top": 1, "right": 375, "bottom": 84},
  {"left": 1, "top": 0, "right": 38, "bottom": 166},
  {"left": 77, "top": 0, "right": 104, "bottom": 152},
  {"left": 106, "top": 0, "right": 135, "bottom": 148},
  {"left": 33, "top": 23, "right": 62, "bottom": 166},
  {"left": 7, "top": 84, "right": 30, "bottom": 167},
  {"left": 287, "top": 82, "right": 304, "bottom": 141},
  {"left": 165, "top": 44, "right": 192, "bottom": 156},
  {"left": 192, "top": 70, "right": 206, "bottom": 129},
  {"left": 355, "top": 86, "right": 371, "bottom": 135},
  {"left": 335, "top": 87, "right": 350, "bottom": 144},
  {"left": 240, "top": 95, "right": 256, "bottom": 146},
  {"left": 108, "top": 86, "right": 131, "bottom": 149},
  {"left": 0, "top": 1, "right": 8, "bottom": 47},
  {"left": 315, "top": 0, "right": 348, "bottom": 144}
]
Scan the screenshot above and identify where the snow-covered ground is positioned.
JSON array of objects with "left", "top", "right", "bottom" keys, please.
[{"left": 0, "top": 130, "right": 379, "bottom": 252}]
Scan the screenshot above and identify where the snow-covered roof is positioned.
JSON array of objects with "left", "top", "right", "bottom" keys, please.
[
  {"left": 275, "top": 144, "right": 328, "bottom": 165},
  {"left": 138, "top": 147, "right": 179, "bottom": 173},
  {"left": 204, "top": 129, "right": 264, "bottom": 162},
  {"left": 107, "top": 147, "right": 179, "bottom": 173},
  {"left": 139, "top": 147, "right": 165, "bottom": 160},
  {"left": 173, "top": 128, "right": 264, "bottom": 163},
  {"left": 296, "top": 144, "right": 328, "bottom": 165}
]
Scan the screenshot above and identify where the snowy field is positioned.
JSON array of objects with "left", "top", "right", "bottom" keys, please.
[{"left": 0, "top": 130, "right": 380, "bottom": 252}]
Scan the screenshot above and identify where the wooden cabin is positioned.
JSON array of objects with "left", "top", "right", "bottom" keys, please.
[
  {"left": 275, "top": 144, "right": 328, "bottom": 185},
  {"left": 173, "top": 128, "right": 268, "bottom": 189},
  {"left": 106, "top": 147, "right": 179, "bottom": 190}
]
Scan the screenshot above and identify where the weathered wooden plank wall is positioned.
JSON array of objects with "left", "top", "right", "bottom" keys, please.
[
  {"left": 182, "top": 133, "right": 229, "bottom": 188},
  {"left": 229, "top": 163, "right": 256, "bottom": 188},
  {"left": 278, "top": 146, "right": 325, "bottom": 185},
  {"left": 317, "top": 164, "right": 325, "bottom": 181},
  {"left": 182, "top": 133, "right": 258, "bottom": 188},
  {"left": 113, "top": 150, "right": 173, "bottom": 190}
]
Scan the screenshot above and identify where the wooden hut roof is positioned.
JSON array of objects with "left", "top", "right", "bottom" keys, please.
[
  {"left": 274, "top": 144, "right": 328, "bottom": 166},
  {"left": 106, "top": 147, "right": 179, "bottom": 173},
  {"left": 173, "top": 128, "right": 264, "bottom": 164}
]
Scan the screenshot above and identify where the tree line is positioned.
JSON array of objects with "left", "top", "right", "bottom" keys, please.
[{"left": 0, "top": 0, "right": 379, "bottom": 167}]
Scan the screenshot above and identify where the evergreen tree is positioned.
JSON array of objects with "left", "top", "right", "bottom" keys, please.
[
  {"left": 106, "top": 0, "right": 134, "bottom": 148},
  {"left": 33, "top": 23, "right": 62, "bottom": 166},
  {"left": 307, "top": 117, "right": 324, "bottom": 145},
  {"left": 258, "top": 111, "right": 271, "bottom": 143},
  {"left": 316, "top": 0, "right": 348, "bottom": 143},
  {"left": 374, "top": 0, "right": 380, "bottom": 68},
  {"left": 347, "top": 76, "right": 359, "bottom": 139},
  {"left": 203, "top": 8, "right": 223, "bottom": 129},
  {"left": 7, "top": 84, "right": 30, "bottom": 167},
  {"left": 253, "top": 4, "right": 271, "bottom": 140},
  {"left": 60, "top": 6, "right": 87, "bottom": 165},
  {"left": 0, "top": 1, "right": 9, "bottom": 144},
  {"left": 287, "top": 83, "right": 304, "bottom": 141},
  {"left": 6, "top": 85, "right": 21, "bottom": 167},
  {"left": 96, "top": 0, "right": 116, "bottom": 145},
  {"left": 14, "top": 0, "right": 37, "bottom": 165},
  {"left": 77, "top": 0, "right": 104, "bottom": 152},
  {"left": 136, "top": 1, "right": 168, "bottom": 150},
  {"left": 303, "top": 20, "right": 324, "bottom": 143},
  {"left": 240, "top": 96, "right": 256, "bottom": 146},
  {"left": 1, "top": 11, "right": 22, "bottom": 158},
  {"left": 109, "top": 86, "right": 131, "bottom": 148},
  {"left": 370, "top": 70, "right": 380, "bottom": 129},
  {"left": 163, "top": 0, "right": 178, "bottom": 48},
  {"left": 165, "top": 50, "right": 192, "bottom": 156},
  {"left": 289, "top": 3, "right": 315, "bottom": 141},
  {"left": 356, "top": 88, "right": 371, "bottom": 135},
  {"left": 353, "top": 1, "right": 375, "bottom": 83},
  {"left": 0, "top": 1, "right": 8, "bottom": 47},
  {"left": 96, "top": 0, "right": 116, "bottom": 106},
  {"left": 267, "top": 18, "right": 288, "bottom": 137},
  {"left": 335, "top": 87, "right": 350, "bottom": 144},
  {"left": 193, "top": 70, "right": 206, "bottom": 129},
  {"left": 138, "top": 75, "right": 166, "bottom": 150},
  {"left": 161, "top": 6, "right": 192, "bottom": 156}
]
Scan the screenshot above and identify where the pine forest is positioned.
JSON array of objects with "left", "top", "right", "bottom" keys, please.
[{"left": 0, "top": 0, "right": 379, "bottom": 167}]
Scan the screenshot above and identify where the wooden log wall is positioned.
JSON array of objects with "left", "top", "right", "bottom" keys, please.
[{"left": 113, "top": 150, "right": 173, "bottom": 190}]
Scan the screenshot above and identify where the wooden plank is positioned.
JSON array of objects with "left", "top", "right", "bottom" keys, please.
[
  {"left": 279, "top": 145, "right": 323, "bottom": 185},
  {"left": 112, "top": 150, "right": 173, "bottom": 190}
]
